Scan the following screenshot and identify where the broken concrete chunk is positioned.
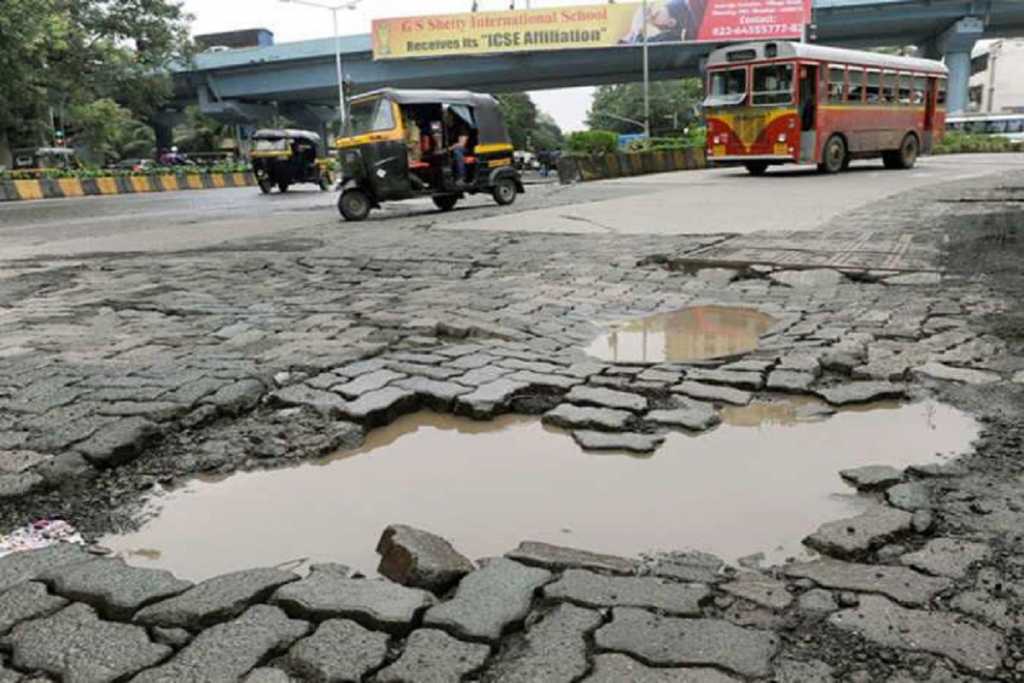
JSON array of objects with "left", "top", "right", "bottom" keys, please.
[{"left": 376, "top": 524, "right": 475, "bottom": 594}]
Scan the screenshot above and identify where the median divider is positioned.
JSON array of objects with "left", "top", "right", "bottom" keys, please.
[
  {"left": 0, "top": 171, "right": 257, "bottom": 202},
  {"left": 558, "top": 149, "right": 707, "bottom": 184}
]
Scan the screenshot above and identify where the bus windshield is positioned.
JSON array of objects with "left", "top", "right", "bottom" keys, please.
[
  {"left": 705, "top": 68, "right": 747, "bottom": 107},
  {"left": 752, "top": 64, "right": 794, "bottom": 106},
  {"left": 348, "top": 98, "right": 396, "bottom": 137}
]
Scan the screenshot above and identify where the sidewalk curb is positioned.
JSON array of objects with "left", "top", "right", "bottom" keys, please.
[{"left": 0, "top": 172, "right": 256, "bottom": 202}]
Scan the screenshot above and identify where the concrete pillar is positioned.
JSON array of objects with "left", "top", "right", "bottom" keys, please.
[{"left": 933, "top": 17, "right": 985, "bottom": 113}]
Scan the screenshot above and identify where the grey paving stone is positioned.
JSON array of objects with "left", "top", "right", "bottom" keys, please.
[
  {"left": 305, "top": 372, "right": 346, "bottom": 390},
  {"left": 797, "top": 589, "right": 839, "bottom": 615},
  {"left": 423, "top": 558, "right": 552, "bottom": 643},
  {"left": 202, "top": 378, "right": 265, "bottom": 414},
  {"left": 133, "top": 605, "right": 309, "bottom": 683},
  {"left": 594, "top": 608, "right": 779, "bottom": 678},
  {"left": 151, "top": 626, "right": 192, "bottom": 648},
  {"left": 488, "top": 603, "right": 601, "bottom": 682},
  {"left": 339, "top": 386, "right": 418, "bottom": 427},
  {"left": 243, "top": 668, "right": 294, "bottom": 683},
  {"left": 589, "top": 654, "right": 741, "bottom": 681},
  {"left": 770, "top": 269, "right": 845, "bottom": 288},
  {"left": 541, "top": 404, "right": 633, "bottom": 432},
  {"left": 784, "top": 559, "right": 951, "bottom": 606},
  {"left": 0, "top": 472, "right": 43, "bottom": 499},
  {"left": 505, "top": 541, "right": 639, "bottom": 575},
  {"left": 720, "top": 574, "right": 793, "bottom": 611},
  {"left": 452, "top": 365, "right": 512, "bottom": 387},
  {"left": 271, "top": 566, "right": 436, "bottom": 634},
  {"left": 644, "top": 551, "right": 726, "bottom": 583},
  {"left": 774, "top": 657, "right": 835, "bottom": 683},
  {"left": 671, "top": 381, "right": 752, "bottom": 406},
  {"left": 376, "top": 628, "right": 490, "bottom": 683},
  {"left": 503, "top": 370, "right": 580, "bottom": 390},
  {"left": 0, "top": 544, "right": 95, "bottom": 594},
  {"left": 883, "top": 272, "right": 942, "bottom": 286},
  {"left": 839, "top": 465, "right": 903, "bottom": 491},
  {"left": 0, "top": 582, "right": 68, "bottom": 636},
  {"left": 804, "top": 507, "right": 913, "bottom": 559},
  {"left": 544, "top": 570, "right": 707, "bottom": 616},
  {"left": 269, "top": 385, "right": 347, "bottom": 415},
  {"left": 377, "top": 524, "right": 475, "bottom": 594},
  {"left": 4, "top": 603, "right": 171, "bottom": 683},
  {"left": 572, "top": 430, "right": 665, "bottom": 454},
  {"left": 913, "top": 362, "right": 1000, "bottom": 385},
  {"left": 829, "top": 595, "right": 1004, "bottom": 676},
  {"left": 40, "top": 557, "right": 191, "bottom": 621},
  {"left": 74, "top": 416, "right": 156, "bottom": 467},
  {"left": 645, "top": 402, "right": 720, "bottom": 432},
  {"left": 766, "top": 370, "right": 817, "bottom": 393},
  {"left": 685, "top": 369, "right": 764, "bottom": 390},
  {"left": 455, "top": 379, "right": 529, "bottom": 419},
  {"left": 335, "top": 369, "right": 406, "bottom": 398},
  {"left": 885, "top": 482, "right": 931, "bottom": 511},
  {"left": 0, "top": 450, "right": 48, "bottom": 474},
  {"left": 134, "top": 567, "right": 300, "bottom": 630},
  {"left": 97, "top": 401, "right": 188, "bottom": 422},
  {"left": 395, "top": 377, "right": 472, "bottom": 410},
  {"left": 449, "top": 353, "right": 496, "bottom": 370},
  {"left": 561, "top": 361, "right": 607, "bottom": 379},
  {"left": 567, "top": 385, "right": 647, "bottom": 413},
  {"left": 498, "top": 358, "right": 566, "bottom": 375},
  {"left": 816, "top": 381, "right": 905, "bottom": 406},
  {"left": 282, "top": 619, "right": 388, "bottom": 682},
  {"left": 899, "top": 538, "right": 991, "bottom": 579}
]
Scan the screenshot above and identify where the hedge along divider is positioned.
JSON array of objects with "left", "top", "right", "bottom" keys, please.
[
  {"left": 0, "top": 172, "right": 257, "bottom": 202},
  {"left": 558, "top": 149, "right": 707, "bottom": 184}
]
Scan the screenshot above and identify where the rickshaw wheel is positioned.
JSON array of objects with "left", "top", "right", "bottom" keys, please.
[
  {"left": 492, "top": 177, "right": 517, "bottom": 206},
  {"left": 432, "top": 195, "right": 459, "bottom": 212},
  {"left": 339, "top": 188, "right": 371, "bottom": 221},
  {"left": 278, "top": 181, "right": 290, "bottom": 193},
  {"left": 258, "top": 178, "right": 273, "bottom": 194}
]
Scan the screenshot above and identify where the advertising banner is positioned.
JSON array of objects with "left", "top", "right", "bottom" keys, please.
[{"left": 372, "top": 0, "right": 812, "bottom": 61}]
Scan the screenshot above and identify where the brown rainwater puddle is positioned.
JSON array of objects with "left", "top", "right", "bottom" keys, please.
[
  {"left": 103, "top": 400, "right": 977, "bottom": 581},
  {"left": 584, "top": 306, "right": 777, "bottom": 363}
]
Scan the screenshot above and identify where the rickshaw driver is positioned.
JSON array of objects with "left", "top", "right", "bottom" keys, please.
[{"left": 444, "top": 108, "right": 472, "bottom": 187}]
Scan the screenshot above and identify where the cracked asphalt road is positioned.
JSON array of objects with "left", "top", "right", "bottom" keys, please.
[{"left": 2, "top": 155, "right": 1024, "bottom": 681}]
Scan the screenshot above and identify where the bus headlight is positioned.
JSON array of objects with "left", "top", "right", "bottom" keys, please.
[
  {"left": 778, "top": 134, "right": 787, "bottom": 143},
  {"left": 713, "top": 136, "right": 721, "bottom": 144}
]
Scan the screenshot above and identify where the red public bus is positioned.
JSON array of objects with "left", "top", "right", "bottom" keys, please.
[{"left": 703, "top": 41, "right": 949, "bottom": 175}]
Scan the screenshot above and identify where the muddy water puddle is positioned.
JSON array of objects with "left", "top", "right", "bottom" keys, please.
[
  {"left": 103, "top": 400, "right": 977, "bottom": 581},
  {"left": 585, "top": 306, "right": 777, "bottom": 363}
]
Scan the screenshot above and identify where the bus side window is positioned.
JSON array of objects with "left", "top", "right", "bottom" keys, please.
[
  {"left": 848, "top": 68, "right": 865, "bottom": 103},
  {"left": 937, "top": 78, "right": 948, "bottom": 108},
  {"left": 881, "top": 72, "right": 897, "bottom": 104},
  {"left": 912, "top": 76, "right": 927, "bottom": 105},
  {"left": 1008, "top": 118, "right": 1024, "bottom": 134},
  {"left": 866, "top": 70, "right": 882, "bottom": 103},
  {"left": 828, "top": 66, "right": 845, "bottom": 103},
  {"left": 898, "top": 74, "right": 913, "bottom": 105}
]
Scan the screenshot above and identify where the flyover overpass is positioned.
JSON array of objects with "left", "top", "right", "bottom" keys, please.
[{"left": 170, "top": 0, "right": 1024, "bottom": 138}]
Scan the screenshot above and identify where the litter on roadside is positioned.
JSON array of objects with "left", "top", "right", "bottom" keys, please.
[{"left": 0, "top": 519, "right": 84, "bottom": 559}]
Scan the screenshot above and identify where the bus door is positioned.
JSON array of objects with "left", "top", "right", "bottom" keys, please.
[
  {"left": 923, "top": 76, "right": 937, "bottom": 152},
  {"left": 799, "top": 64, "right": 818, "bottom": 163}
]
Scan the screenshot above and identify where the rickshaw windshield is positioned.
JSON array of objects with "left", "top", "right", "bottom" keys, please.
[
  {"left": 254, "top": 139, "right": 288, "bottom": 152},
  {"left": 349, "top": 98, "right": 396, "bottom": 136}
]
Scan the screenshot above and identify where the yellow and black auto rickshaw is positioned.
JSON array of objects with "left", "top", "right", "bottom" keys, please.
[
  {"left": 251, "top": 129, "right": 334, "bottom": 194},
  {"left": 335, "top": 89, "right": 523, "bottom": 221}
]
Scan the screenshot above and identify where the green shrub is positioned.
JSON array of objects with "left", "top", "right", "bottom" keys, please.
[
  {"left": 935, "top": 132, "right": 1019, "bottom": 155},
  {"left": 0, "top": 163, "right": 252, "bottom": 182},
  {"left": 566, "top": 130, "right": 619, "bottom": 156}
]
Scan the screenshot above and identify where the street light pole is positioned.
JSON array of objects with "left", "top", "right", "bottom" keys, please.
[
  {"left": 281, "top": 0, "right": 362, "bottom": 136},
  {"left": 642, "top": 0, "right": 651, "bottom": 138}
]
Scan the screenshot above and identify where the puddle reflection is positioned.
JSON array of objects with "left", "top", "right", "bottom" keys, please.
[
  {"left": 104, "top": 402, "right": 977, "bottom": 581},
  {"left": 585, "top": 306, "right": 777, "bottom": 363}
]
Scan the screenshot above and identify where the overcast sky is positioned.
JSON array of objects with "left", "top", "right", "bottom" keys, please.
[{"left": 180, "top": 0, "right": 600, "bottom": 131}]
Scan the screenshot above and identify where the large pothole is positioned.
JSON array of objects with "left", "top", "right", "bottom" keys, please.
[
  {"left": 584, "top": 306, "right": 778, "bottom": 363},
  {"left": 103, "top": 399, "right": 977, "bottom": 581}
]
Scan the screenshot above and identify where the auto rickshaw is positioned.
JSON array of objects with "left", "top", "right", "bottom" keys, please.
[
  {"left": 251, "top": 129, "right": 334, "bottom": 194},
  {"left": 335, "top": 89, "right": 523, "bottom": 221}
]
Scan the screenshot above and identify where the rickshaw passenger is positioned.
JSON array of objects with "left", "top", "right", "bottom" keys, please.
[
  {"left": 444, "top": 109, "right": 472, "bottom": 185},
  {"left": 403, "top": 111, "right": 423, "bottom": 163}
]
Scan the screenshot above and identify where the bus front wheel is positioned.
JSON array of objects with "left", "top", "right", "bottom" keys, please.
[
  {"left": 744, "top": 162, "right": 769, "bottom": 176},
  {"left": 884, "top": 134, "right": 920, "bottom": 170},
  {"left": 818, "top": 136, "right": 848, "bottom": 174}
]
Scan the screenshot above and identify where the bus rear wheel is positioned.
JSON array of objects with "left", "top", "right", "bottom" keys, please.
[
  {"left": 744, "top": 162, "right": 769, "bottom": 176},
  {"left": 884, "top": 134, "right": 920, "bottom": 170},
  {"left": 818, "top": 135, "right": 848, "bottom": 174}
]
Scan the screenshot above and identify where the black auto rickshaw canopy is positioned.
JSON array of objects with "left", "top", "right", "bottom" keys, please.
[{"left": 348, "top": 89, "right": 511, "bottom": 147}]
